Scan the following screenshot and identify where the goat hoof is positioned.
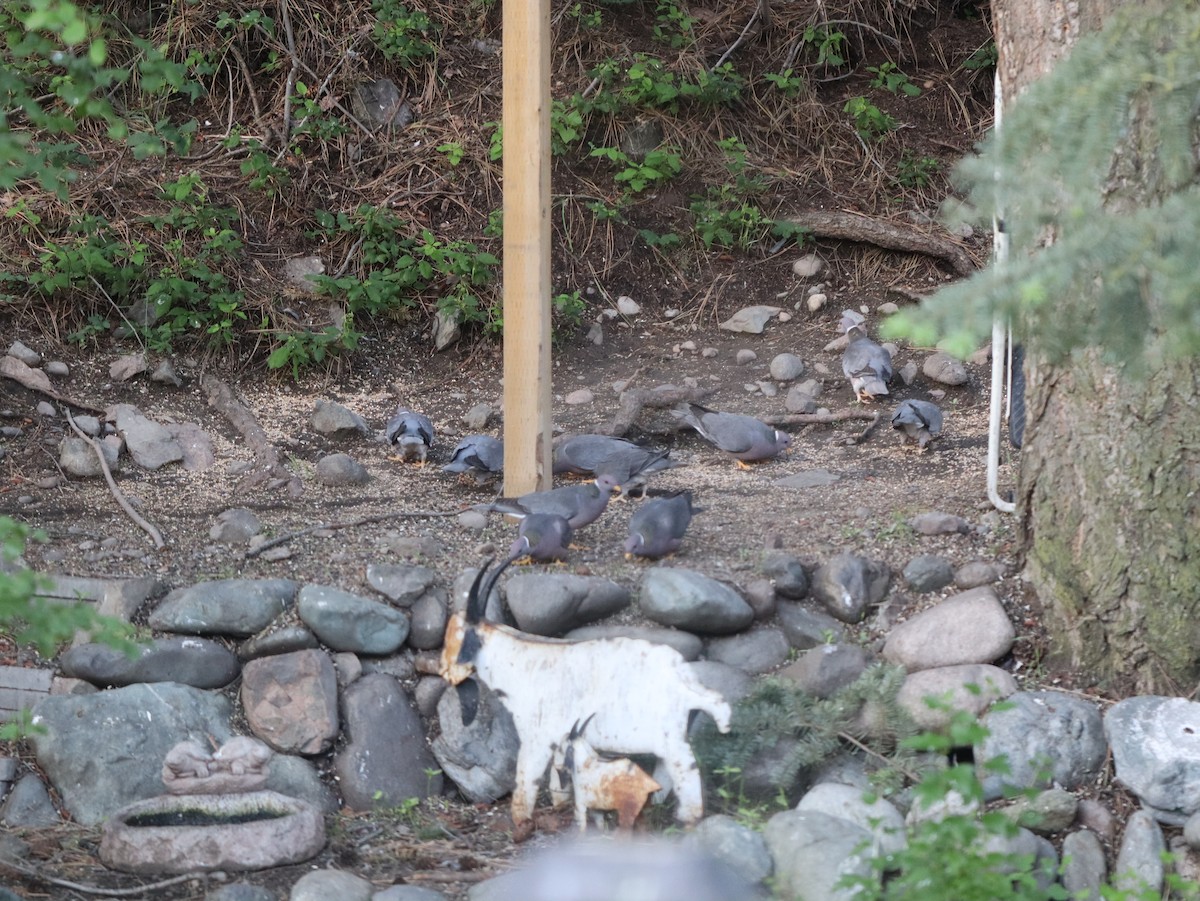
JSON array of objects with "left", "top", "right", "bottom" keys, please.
[{"left": 511, "top": 819, "right": 535, "bottom": 843}]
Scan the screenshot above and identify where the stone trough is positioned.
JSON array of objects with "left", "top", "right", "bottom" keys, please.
[{"left": 99, "top": 790, "right": 325, "bottom": 874}]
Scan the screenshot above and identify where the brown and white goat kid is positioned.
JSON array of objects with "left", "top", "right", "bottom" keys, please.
[
  {"left": 440, "top": 557, "right": 732, "bottom": 840},
  {"left": 554, "top": 715, "right": 662, "bottom": 833}
]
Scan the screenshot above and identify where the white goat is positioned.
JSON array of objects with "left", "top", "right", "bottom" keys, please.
[
  {"left": 441, "top": 558, "right": 732, "bottom": 840},
  {"left": 554, "top": 715, "right": 662, "bottom": 833}
]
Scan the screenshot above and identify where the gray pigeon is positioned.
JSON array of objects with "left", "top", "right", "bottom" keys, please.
[
  {"left": 443, "top": 434, "right": 504, "bottom": 483},
  {"left": 385, "top": 406, "right": 435, "bottom": 463},
  {"left": 841, "top": 325, "right": 894, "bottom": 402},
  {"left": 891, "top": 399, "right": 943, "bottom": 450},
  {"left": 624, "top": 491, "right": 701, "bottom": 559},
  {"left": 671, "top": 403, "right": 791, "bottom": 467},
  {"left": 481, "top": 474, "right": 622, "bottom": 529},
  {"left": 506, "top": 513, "right": 574, "bottom": 563},
  {"left": 554, "top": 434, "right": 680, "bottom": 494}
]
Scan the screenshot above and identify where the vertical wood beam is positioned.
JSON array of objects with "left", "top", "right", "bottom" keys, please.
[{"left": 502, "top": 0, "right": 553, "bottom": 493}]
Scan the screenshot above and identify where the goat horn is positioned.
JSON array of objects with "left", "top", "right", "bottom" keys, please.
[{"left": 464, "top": 555, "right": 496, "bottom": 623}]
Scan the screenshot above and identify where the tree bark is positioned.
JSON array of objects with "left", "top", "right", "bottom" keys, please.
[{"left": 999, "top": 0, "right": 1200, "bottom": 691}]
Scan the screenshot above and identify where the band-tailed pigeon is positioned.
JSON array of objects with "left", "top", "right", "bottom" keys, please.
[
  {"left": 480, "top": 474, "right": 622, "bottom": 529},
  {"left": 443, "top": 435, "right": 504, "bottom": 483},
  {"left": 505, "top": 513, "right": 574, "bottom": 563},
  {"left": 891, "top": 399, "right": 943, "bottom": 450},
  {"left": 385, "top": 406, "right": 435, "bottom": 463},
  {"left": 624, "top": 491, "right": 701, "bottom": 559},
  {"left": 671, "top": 403, "right": 791, "bottom": 467},
  {"left": 554, "top": 434, "right": 681, "bottom": 494},
  {"left": 841, "top": 325, "right": 894, "bottom": 402}
]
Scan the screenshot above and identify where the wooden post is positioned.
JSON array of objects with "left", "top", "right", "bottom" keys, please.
[{"left": 502, "top": 0, "right": 553, "bottom": 494}]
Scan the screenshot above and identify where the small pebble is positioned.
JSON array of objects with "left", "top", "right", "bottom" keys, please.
[
  {"left": 701, "top": 347, "right": 719, "bottom": 358},
  {"left": 616, "top": 296, "right": 640, "bottom": 316},
  {"left": 7, "top": 341, "right": 41, "bottom": 366},
  {"left": 792, "top": 254, "right": 824, "bottom": 278},
  {"left": 736, "top": 349, "right": 758, "bottom": 365},
  {"left": 35, "top": 401, "right": 57, "bottom": 417},
  {"left": 806, "top": 293, "right": 827, "bottom": 312},
  {"left": 44, "top": 361, "right": 70, "bottom": 378}
]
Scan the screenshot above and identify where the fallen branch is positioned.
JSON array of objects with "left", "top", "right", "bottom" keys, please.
[
  {"left": 784, "top": 209, "right": 977, "bottom": 277},
  {"left": 0, "top": 856, "right": 202, "bottom": 898},
  {"left": 763, "top": 408, "right": 883, "bottom": 445},
  {"left": 762, "top": 410, "right": 879, "bottom": 426},
  {"left": 0, "top": 356, "right": 107, "bottom": 415},
  {"left": 65, "top": 410, "right": 166, "bottom": 549},
  {"left": 602, "top": 384, "right": 716, "bottom": 438},
  {"left": 245, "top": 508, "right": 463, "bottom": 558},
  {"left": 200, "top": 373, "right": 303, "bottom": 497}
]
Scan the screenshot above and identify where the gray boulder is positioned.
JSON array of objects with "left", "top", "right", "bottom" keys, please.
[
  {"left": 779, "top": 643, "right": 873, "bottom": 698},
  {"left": 149, "top": 579, "right": 297, "bottom": 637},
  {"left": 432, "top": 682, "right": 518, "bottom": 803},
  {"left": 506, "top": 574, "right": 631, "bottom": 635},
  {"left": 241, "top": 649, "right": 339, "bottom": 755},
  {"left": 763, "top": 808, "right": 876, "bottom": 901},
  {"left": 29, "top": 683, "right": 236, "bottom": 824},
  {"left": 297, "top": 584, "right": 409, "bottom": 654},
  {"left": 60, "top": 638, "right": 240, "bottom": 689},
  {"left": 310, "top": 399, "right": 369, "bottom": 436},
  {"left": 639, "top": 569, "right": 754, "bottom": 634},
  {"left": 882, "top": 587, "right": 1015, "bottom": 672},
  {"left": 335, "top": 674, "right": 443, "bottom": 810},
  {"left": 977, "top": 690, "right": 1106, "bottom": 800},
  {"left": 1105, "top": 696, "right": 1200, "bottom": 822},
  {"left": 704, "top": 628, "right": 790, "bottom": 674},
  {"left": 810, "top": 554, "right": 889, "bottom": 624}
]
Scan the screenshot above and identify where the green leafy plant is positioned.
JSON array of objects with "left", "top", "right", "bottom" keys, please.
[
  {"left": 963, "top": 41, "right": 998, "bottom": 71},
  {"left": 550, "top": 100, "right": 585, "bottom": 155},
  {"left": 370, "top": 0, "right": 437, "bottom": 66},
  {"left": 590, "top": 145, "right": 682, "bottom": 194},
  {"left": 869, "top": 62, "right": 921, "bottom": 96},
  {"left": 566, "top": 3, "right": 601, "bottom": 29},
  {"left": 437, "top": 141, "right": 465, "bottom": 166},
  {"left": 552, "top": 290, "right": 587, "bottom": 334},
  {"left": 802, "top": 25, "right": 847, "bottom": 67},
  {"left": 845, "top": 96, "right": 896, "bottom": 140},
  {"left": 653, "top": 0, "right": 697, "bottom": 48},
  {"left": 638, "top": 228, "right": 682, "bottom": 250},
  {"left": 763, "top": 68, "right": 806, "bottom": 98},
  {"left": 894, "top": 151, "right": 941, "bottom": 189}
]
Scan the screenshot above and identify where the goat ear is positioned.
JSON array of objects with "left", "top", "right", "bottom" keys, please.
[
  {"left": 464, "top": 558, "right": 495, "bottom": 624},
  {"left": 456, "top": 678, "right": 481, "bottom": 726}
]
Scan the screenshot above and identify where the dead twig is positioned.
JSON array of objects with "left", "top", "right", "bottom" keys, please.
[
  {"left": 65, "top": 410, "right": 167, "bottom": 549},
  {"left": 245, "top": 509, "right": 464, "bottom": 558},
  {"left": 709, "top": 0, "right": 771, "bottom": 73},
  {"left": 200, "top": 373, "right": 304, "bottom": 497}
]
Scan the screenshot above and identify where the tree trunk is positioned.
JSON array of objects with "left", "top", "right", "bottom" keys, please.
[{"left": 998, "top": 0, "right": 1200, "bottom": 691}]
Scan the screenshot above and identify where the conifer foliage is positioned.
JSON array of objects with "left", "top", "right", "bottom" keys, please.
[{"left": 890, "top": 2, "right": 1200, "bottom": 367}]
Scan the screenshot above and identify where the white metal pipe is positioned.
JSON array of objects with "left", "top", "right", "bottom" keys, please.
[{"left": 987, "top": 70, "right": 1016, "bottom": 514}]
